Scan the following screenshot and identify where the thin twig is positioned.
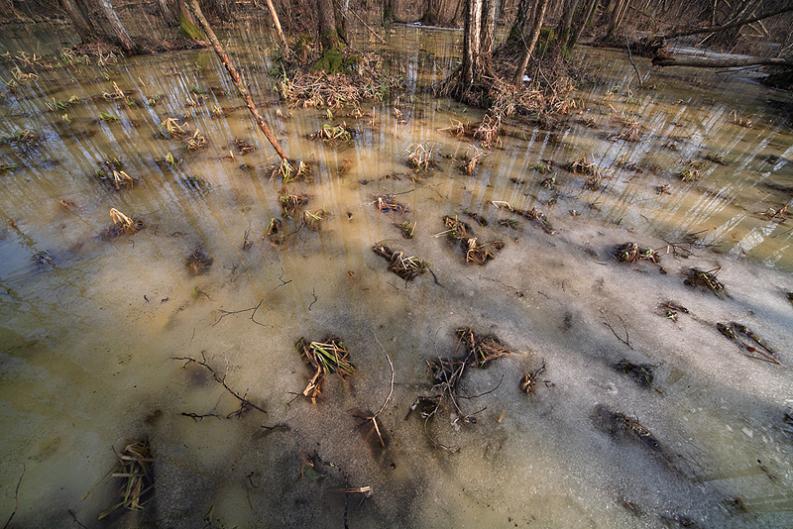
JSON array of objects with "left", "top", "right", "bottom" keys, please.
[
  {"left": 172, "top": 352, "right": 267, "bottom": 416},
  {"left": 212, "top": 299, "right": 266, "bottom": 327},
  {"left": 603, "top": 317, "right": 633, "bottom": 349},
  {"left": 2, "top": 466, "right": 24, "bottom": 529}
]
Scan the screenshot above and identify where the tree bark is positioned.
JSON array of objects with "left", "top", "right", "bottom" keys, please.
[
  {"left": 187, "top": 0, "right": 289, "bottom": 160},
  {"left": 569, "top": 0, "right": 597, "bottom": 48},
  {"left": 480, "top": 0, "right": 498, "bottom": 60},
  {"left": 157, "top": 0, "right": 178, "bottom": 26},
  {"left": 79, "top": 0, "right": 136, "bottom": 53},
  {"left": 332, "top": 0, "right": 349, "bottom": 44},
  {"left": 316, "top": 0, "right": 343, "bottom": 50},
  {"left": 556, "top": 0, "right": 580, "bottom": 52},
  {"left": 61, "top": 0, "right": 95, "bottom": 42},
  {"left": 461, "top": 0, "right": 484, "bottom": 87},
  {"left": 605, "top": 0, "right": 629, "bottom": 39},
  {"left": 513, "top": 0, "right": 548, "bottom": 84},
  {"left": 507, "top": 0, "right": 531, "bottom": 43}
]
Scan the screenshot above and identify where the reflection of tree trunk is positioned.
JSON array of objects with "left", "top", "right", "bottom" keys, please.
[
  {"left": 383, "top": 0, "right": 393, "bottom": 23},
  {"left": 513, "top": 0, "right": 548, "bottom": 83}
]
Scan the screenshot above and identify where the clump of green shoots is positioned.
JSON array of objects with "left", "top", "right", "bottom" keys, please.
[
  {"left": 394, "top": 220, "right": 415, "bottom": 239},
  {"left": 278, "top": 159, "right": 310, "bottom": 183},
  {"left": 615, "top": 242, "right": 660, "bottom": 264},
  {"left": 531, "top": 162, "right": 552, "bottom": 174},
  {"left": 99, "top": 111, "right": 119, "bottom": 123},
  {"left": 296, "top": 336, "right": 355, "bottom": 404},
  {"left": 45, "top": 95, "right": 80, "bottom": 112},
  {"left": 303, "top": 209, "right": 329, "bottom": 230},
  {"left": 680, "top": 161, "right": 701, "bottom": 182},
  {"left": 312, "top": 122, "right": 353, "bottom": 143},
  {"left": 279, "top": 192, "right": 309, "bottom": 217},
  {"left": 2, "top": 129, "right": 40, "bottom": 147},
  {"left": 683, "top": 267, "right": 725, "bottom": 297}
]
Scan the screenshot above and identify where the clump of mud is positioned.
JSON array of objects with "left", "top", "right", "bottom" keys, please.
[
  {"left": 372, "top": 243, "right": 428, "bottom": 281},
  {"left": 185, "top": 248, "right": 213, "bottom": 276}
]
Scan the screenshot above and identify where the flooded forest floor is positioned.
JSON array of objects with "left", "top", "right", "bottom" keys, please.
[{"left": 1, "top": 20, "right": 793, "bottom": 529}]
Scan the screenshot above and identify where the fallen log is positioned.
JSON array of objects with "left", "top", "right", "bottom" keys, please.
[{"left": 652, "top": 55, "right": 792, "bottom": 69}]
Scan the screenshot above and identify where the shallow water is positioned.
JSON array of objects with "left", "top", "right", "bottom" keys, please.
[{"left": 1, "top": 22, "right": 792, "bottom": 529}]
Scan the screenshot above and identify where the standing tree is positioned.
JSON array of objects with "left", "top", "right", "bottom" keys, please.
[
  {"left": 422, "top": 0, "right": 463, "bottom": 26},
  {"left": 513, "top": 0, "right": 549, "bottom": 83},
  {"left": 60, "top": 0, "right": 137, "bottom": 54},
  {"left": 604, "top": 0, "right": 631, "bottom": 41},
  {"left": 439, "top": 0, "right": 497, "bottom": 102}
]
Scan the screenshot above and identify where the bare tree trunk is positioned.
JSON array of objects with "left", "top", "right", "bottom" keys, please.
[
  {"left": 556, "top": 0, "right": 580, "bottom": 52},
  {"left": 187, "top": 0, "right": 289, "bottom": 160},
  {"left": 423, "top": 0, "right": 460, "bottom": 26},
  {"left": 480, "top": 0, "right": 498, "bottom": 60},
  {"left": 316, "top": 0, "right": 343, "bottom": 50},
  {"left": 605, "top": 0, "right": 629, "bottom": 39},
  {"left": 80, "top": 0, "right": 136, "bottom": 53},
  {"left": 61, "top": 0, "right": 95, "bottom": 41},
  {"left": 332, "top": 0, "right": 349, "bottom": 45},
  {"left": 505, "top": 0, "right": 531, "bottom": 46},
  {"left": 262, "top": 0, "right": 290, "bottom": 56},
  {"left": 157, "top": 0, "right": 178, "bottom": 26},
  {"left": 461, "top": 0, "right": 484, "bottom": 87},
  {"left": 513, "top": 0, "right": 548, "bottom": 84},
  {"left": 569, "top": 0, "right": 597, "bottom": 48}
]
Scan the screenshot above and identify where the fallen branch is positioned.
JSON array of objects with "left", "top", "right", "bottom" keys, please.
[
  {"left": 187, "top": 0, "right": 288, "bottom": 161},
  {"left": 212, "top": 299, "right": 266, "bottom": 327},
  {"left": 172, "top": 352, "right": 267, "bottom": 416},
  {"left": 653, "top": 55, "right": 791, "bottom": 68}
]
